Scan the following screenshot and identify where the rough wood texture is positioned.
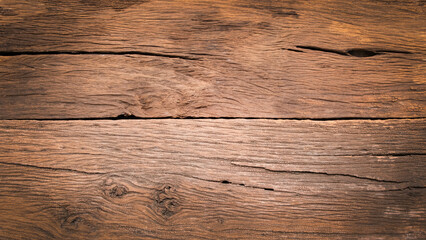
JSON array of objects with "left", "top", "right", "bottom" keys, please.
[
  {"left": 0, "top": 119, "right": 425, "bottom": 239},
  {"left": 0, "top": 0, "right": 425, "bottom": 119},
  {"left": 1, "top": 0, "right": 425, "bottom": 239},
  {"left": 0, "top": 54, "right": 424, "bottom": 119},
  {"left": 1, "top": 0, "right": 425, "bottom": 53}
]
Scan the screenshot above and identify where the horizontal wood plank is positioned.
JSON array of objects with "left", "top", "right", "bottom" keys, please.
[
  {"left": 0, "top": 0, "right": 425, "bottom": 119},
  {"left": 0, "top": 0, "right": 425, "bottom": 54},
  {"left": 0, "top": 119, "right": 425, "bottom": 239},
  {"left": 0, "top": 54, "right": 424, "bottom": 119}
]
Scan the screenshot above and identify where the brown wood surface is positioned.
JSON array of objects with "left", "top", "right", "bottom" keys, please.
[
  {"left": 0, "top": 119, "right": 425, "bottom": 239},
  {"left": 0, "top": 0, "right": 425, "bottom": 239},
  {"left": 0, "top": 53, "right": 425, "bottom": 119},
  {"left": 1, "top": 0, "right": 425, "bottom": 53},
  {"left": 0, "top": 0, "right": 425, "bottom": 119}
]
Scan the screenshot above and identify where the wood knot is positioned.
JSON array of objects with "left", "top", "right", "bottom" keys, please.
[
  {"left": 62, "top": 215, "right": 84, "bottom": 229},
  {"left": 109, "top": 185, "right": 128, "bottom": 198},
  {"left": 59, "top": 206, "right": 96, "bottom": 234},
  {"left": 102, "top": 175, "right": 129, "bottom": 198},
  {"left": 153, "top": 185, "right": 181, "bottom": 218}
]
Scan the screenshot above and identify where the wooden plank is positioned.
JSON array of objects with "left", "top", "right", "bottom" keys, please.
[
  {"left": 0, "top": 0, "right": 425, "bottom": 54},
  {"left": 0, "top": 0, "right": 425, "bottom": 119},
  {"left": 0, "top": 119, "right": 424, "bottom": 239},
  {"left": 0, "top": 54, "right": 424, "bottom": 119}
]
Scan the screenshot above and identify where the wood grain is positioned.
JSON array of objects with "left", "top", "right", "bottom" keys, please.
[
  {"left": 0, "top": 119, "right": 425, "bottom": 239},
  {"left": 0, "top": 0, "right": 425, "bottom": 239},
  {"left": 0, "top": 0, "right": 425, "bottom": 54},
  {"left": 0, "top": 53, "right": 424, "bottom": 119},
  {"left": 0, "top": 0, "right": 425, "bottom": 119}
]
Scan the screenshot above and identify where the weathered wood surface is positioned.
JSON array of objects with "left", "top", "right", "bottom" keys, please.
[
  {"left": 1, "top": 0, "right": 425, "bottom": 54},
  {"left": 0, "top": 54, "right": 424, "bottom": 119},
  {"left": 0, "top": 0, "right": 425, "bottom": 239},
  {"left": 0, "top": 119, "right": 425, "bottom": 239},
  {"left": 0, "top": 0, "right": 425, "bottom": 119}
]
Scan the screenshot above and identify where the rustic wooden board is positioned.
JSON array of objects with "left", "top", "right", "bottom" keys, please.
[
  {"left": 0, "top": 0, "right": 425, "bottom": 239},
  {"left": 1, "top": 0, "right": 425, "bottom": 54},
  {"left": 0, "top": 119, "right": 425, "bottom": 239},
  {"left": 0, "top": 53, "right": 424, "bottom": 119},
  {"left": 0, "top": 0, "right": 425, "bottom": 119}
]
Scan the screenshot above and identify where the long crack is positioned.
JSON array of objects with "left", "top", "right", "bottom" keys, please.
[
  {"left": 231, "top": 162, "right": 405, "bottom": 183},
  {"left": 0, "top": 161, "right": 105, "bottom": 175}
]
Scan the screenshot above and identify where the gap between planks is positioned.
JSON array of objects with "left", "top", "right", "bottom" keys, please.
[{"left": 2, "top": 114, "right": 426, "bottom": 121}]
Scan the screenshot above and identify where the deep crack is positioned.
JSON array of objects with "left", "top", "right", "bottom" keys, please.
[
  {"left": 231, "top": 162, "right": 405, "bottom": 183},
  {"left": 5, "top": 116, "right": 426, "bottom": 121},
  {"left": 295, "top": 45, "right": 413, "bottom": 57},
  {"left": 0, "top": 51, "right": 199, "bottom": 60}
]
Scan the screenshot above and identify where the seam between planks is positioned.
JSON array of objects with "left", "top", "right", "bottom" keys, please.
[{"left": 1, "top": 114, "right": 425, "bottom": 122}]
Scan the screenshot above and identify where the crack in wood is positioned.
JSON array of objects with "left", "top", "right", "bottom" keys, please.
[
  {"left": 230, "top": 162, "right": 405, "bottom": 184},
  {"left": 211, "top": 228, "right": 412, "bottom": 237},
  {"left": 0, "top": 51, "right": 199, "bottom": 60},
  {"left": 381, "top": 186, "right": 426, "bottom": 192},
  {"left": 295, "top": 46, "right": 413, "bottom": 57},
  {"left": 171, "top": 173, "right": 294, "bottom": 193},
  {"left": 0, "top": 161, "right": 105, "bottom": 175},
  {"left": 171, "top": 172, "right": 425, "bottom": 194},
  {"left": 4, "top": 115, "right": 426, "bottom": 121},
  {"left": 304, "top": 153, "right": 426, "bottom": 157},
  {"left": 282, "top": 48, "right": 304, "bottom": 53},
  {"left": 296, "top": 46, "right": 348, "bottom": 56}
]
